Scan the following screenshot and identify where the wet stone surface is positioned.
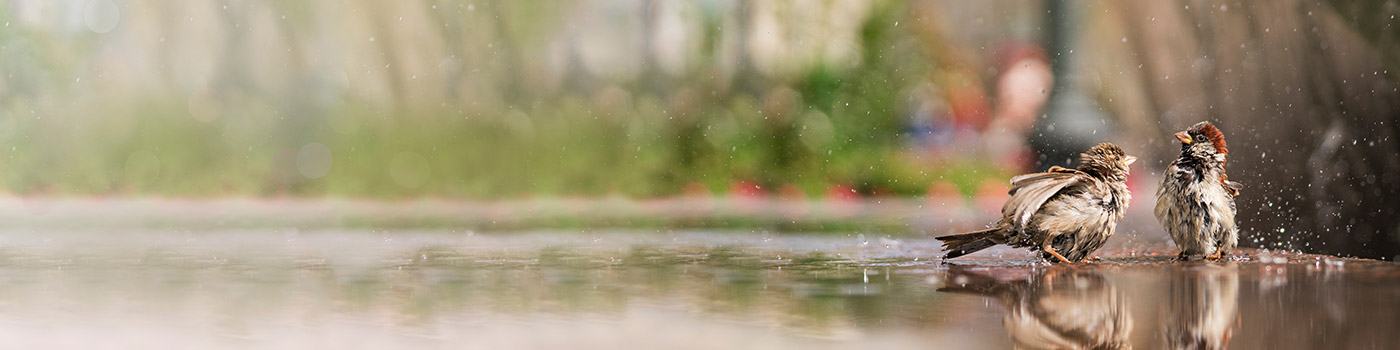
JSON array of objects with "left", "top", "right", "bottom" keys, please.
[{"left": 0, "top": 229, "right": 1394, "bottom": 349}]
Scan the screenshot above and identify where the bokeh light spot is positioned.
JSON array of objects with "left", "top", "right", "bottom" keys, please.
[
  {"left": 187, "top": 87, "right": 222, "bottom": 123},
  {"left": 296, "top": 143, "right": 333, "bottom": 179},
  {"left": 83, "top": 0, "right": 121, "bottom": 34}
]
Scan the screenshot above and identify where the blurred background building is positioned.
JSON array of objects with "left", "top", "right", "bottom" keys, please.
[{"left": 0, "top": 0, "right": 1396, "bottom": 259}]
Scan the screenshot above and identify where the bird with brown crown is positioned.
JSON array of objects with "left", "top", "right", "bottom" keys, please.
[
  {"left": 937, "top": 143, "right": 1136, "bottom": 263},
  {"left": 1155, "top": 121, "right": 1241, "bottom": 261}
]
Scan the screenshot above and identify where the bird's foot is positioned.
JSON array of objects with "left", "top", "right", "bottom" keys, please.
[{"left": 1208, "top": 250, "right": 1235, "bottom": 261}]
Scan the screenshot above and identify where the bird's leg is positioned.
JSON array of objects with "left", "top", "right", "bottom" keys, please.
[{"left": 1041, "top": 240, "right": 1072, "bottom": 264}]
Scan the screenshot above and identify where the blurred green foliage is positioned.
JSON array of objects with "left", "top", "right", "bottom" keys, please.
[{"left": 0, "top": 1, "right": 1008, "bottom": 199}]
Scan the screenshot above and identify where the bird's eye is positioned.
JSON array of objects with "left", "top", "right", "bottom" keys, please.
[{"left": 1194, "top": 134, "right": 1207, "bottom": 143}]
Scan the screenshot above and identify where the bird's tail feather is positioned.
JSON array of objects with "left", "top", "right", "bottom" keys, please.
[{"left": 936, "top": 228, "right": 1001, "bottom": 259}]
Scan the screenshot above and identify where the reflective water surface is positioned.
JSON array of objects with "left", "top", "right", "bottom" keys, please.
[{"left": 0, "top": 230, "right": 1395, "bottom": 349}]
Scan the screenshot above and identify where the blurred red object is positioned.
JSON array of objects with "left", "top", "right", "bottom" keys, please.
[
  {"left": 974, "top": 179, "right": 1010, "bottom": 216},
  {"left": 925, "top": 181, "right": 963, "bottom": 208},
  {"left": 729, "top": 180, "right": 766, "bottom": 214},
  {"left": 824, "top": 183, "right": 861, "bottom": 217},
  {"left": 729, "top": 180, "right": 766, "bottom": 198},
  {"left": 946, "top": 85, "right": 992, "bottom": 130},
  {"left": 825, "top": 184, "right": 860, "bottom": 202}
]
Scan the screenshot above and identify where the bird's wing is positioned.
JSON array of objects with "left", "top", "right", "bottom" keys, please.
[
  {"left": 1222, "top": 176, "right": 1242, "bottom": 196},
  {"left": 1004, "top": 167, "right": 1084, "bottom": 230},
  {"left": 1007, "top": 166, "right": 1076, "bottom": 184}
]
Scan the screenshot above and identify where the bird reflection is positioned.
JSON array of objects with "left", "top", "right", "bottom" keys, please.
[
  {"left": 940, "top": 267, "right": 1132, "bottom": 350},
  {"left": 1163, "top": 265, "right": 1239, "bottom": 350}
]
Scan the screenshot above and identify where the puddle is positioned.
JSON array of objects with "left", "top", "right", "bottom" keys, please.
[{"left": 0, "top": 230, "right": 1393, "bottom": 349}]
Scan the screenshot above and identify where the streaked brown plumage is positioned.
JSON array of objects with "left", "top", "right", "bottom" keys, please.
[
  {"left": 1155, "top": 121, "right": 1241, "bottom": 260},
  {"left": 939, "top": 268, "right": 1132, "bottom": 350},
  {"left": 937, "top": 143, "right": 1135, "bottom": 263}
]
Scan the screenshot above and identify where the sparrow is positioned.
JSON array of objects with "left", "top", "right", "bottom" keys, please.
[
  {"left": 1163, "top": 264, "right": 1240, "bottom": 350},
  {"left": 939, "top": 267, "right": 1133, "bottom": 350},
  {"left": 1154, "top": 121, "right": 1241, "bottom": 261},
  {"left": 937, "top": 143, "right": 1136, "bottom": 263}
]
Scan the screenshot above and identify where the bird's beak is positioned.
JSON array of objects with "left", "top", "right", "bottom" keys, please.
[
  {"left": 1174, "top": 131, "right": 1192, "bottom": 144},
  {"left": 1123, "top": 156, "right": 1137, "bottom": 166}
]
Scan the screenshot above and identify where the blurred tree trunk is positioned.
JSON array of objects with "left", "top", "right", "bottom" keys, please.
[
  {"left": 732, "top": 0, "right": 764, "bottom": 97},
  {"left": 637, "top": 0, "right": 665, "bottom": 95},
  {"left": 425, "top": 0, "right": 467, "bottom": 105},
  {"left": 214, "top": 1, "right": 253, "bottom": 96},
  {"left": 1327, "top": 0, "right": 1400, "bottom": 75},
  {"left": 1106, "top": 0, "right": 1400, "bottom": 259},
  {"left": 486, "top": 2, "right": 527, "bottom": 108},
  {"left": 367, "top": 1, "right": 407, "bottom": 108}
]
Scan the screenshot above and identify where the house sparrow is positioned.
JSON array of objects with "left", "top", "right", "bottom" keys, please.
[
  {"left": 1163, "top": 264, "right": 1240, "bottom": 350},
  {"left": 1155, "top": 121, "right": 1242, "bottom": 260},
  {"left": 939, "top": 267, "right": 1133, "bottom": 349},
  {"left": 937, "top": 143, "right": 1135, "bottom": 263}
]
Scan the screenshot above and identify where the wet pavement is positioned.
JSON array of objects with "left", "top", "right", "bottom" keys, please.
[{"left": 0, "top": 229, "right": 1394, "bottom": 349}]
